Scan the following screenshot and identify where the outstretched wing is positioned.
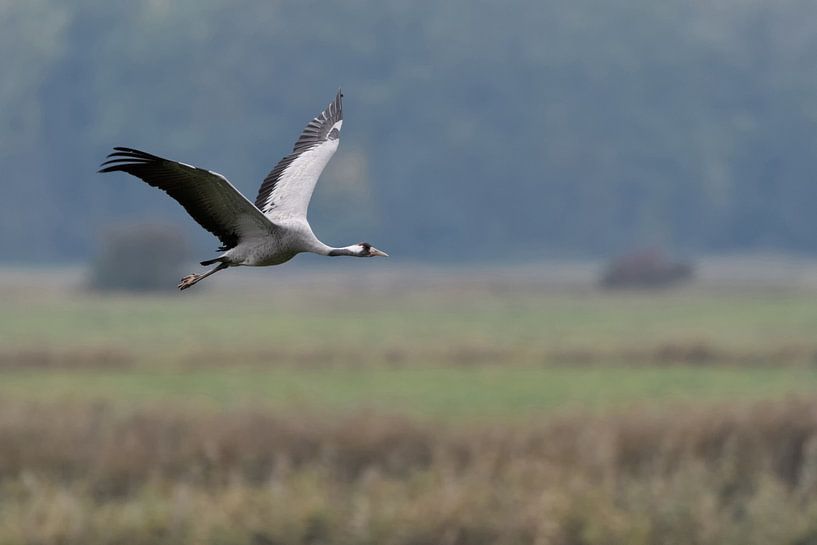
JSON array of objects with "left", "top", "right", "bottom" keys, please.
[
  {"left": 99, "top": 147, "right": 275, "bottom": 251},
  {"left": 254, "top": 90, "right": 343, "bottom": 220}
]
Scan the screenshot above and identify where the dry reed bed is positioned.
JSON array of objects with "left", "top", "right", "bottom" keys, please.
[
  {"left": 2, "top": 399, "right": 817, "bottom": 543},
  {"left": 2, "top": 398, "right": 817, "bottom": 491}
]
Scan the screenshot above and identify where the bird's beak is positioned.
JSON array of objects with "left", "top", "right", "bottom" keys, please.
[{"left": 370, "top": 247, "right": 389, "bottom": 257}]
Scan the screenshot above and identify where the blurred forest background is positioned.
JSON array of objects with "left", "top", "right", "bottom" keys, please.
[{"left": 4, "top": 0, "right": 817, "bottom": 263}]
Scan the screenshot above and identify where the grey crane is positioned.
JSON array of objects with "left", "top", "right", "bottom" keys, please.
[{"left": 99, "top": 90, "right": 387, "bottom": 290}]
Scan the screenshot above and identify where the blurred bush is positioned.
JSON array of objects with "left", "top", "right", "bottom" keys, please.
[
  {"left": 601, "top": 247, "right": 694, "bottom": 289},
  {"left": 89, "top": 224, "right": 189, "bottom": 292}
]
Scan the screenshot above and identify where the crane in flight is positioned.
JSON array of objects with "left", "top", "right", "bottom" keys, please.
[{"left": 99, "top": 90, "right": 387, "bottom": 290}]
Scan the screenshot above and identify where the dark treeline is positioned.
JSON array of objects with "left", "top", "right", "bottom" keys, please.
[{"left": 3, "top": 0, "right": 817, "bottom": 262}]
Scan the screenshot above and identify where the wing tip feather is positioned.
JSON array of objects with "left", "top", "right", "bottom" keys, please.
[
  {"left": 334, "top": 88, "right": 343, "bottom": 121},
  {"left": 98, "top": 146, "right": 163, "bottom": 173}
]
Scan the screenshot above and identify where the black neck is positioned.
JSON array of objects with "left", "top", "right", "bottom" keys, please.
[{"left": 328, "top": 248, "right": 357, "bottom": 257}]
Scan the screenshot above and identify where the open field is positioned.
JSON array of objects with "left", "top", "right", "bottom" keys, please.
[
  {"left": 4, "top": 366, "right": 817, "bottom": 418},
  {"left": 3, "top": 264, "right": 817, "bottom": 543},
  {"left": 7, "top": 274, "right": 817, "bottom": 365},
  {"left": 2, "top": 264, "right": 817, "bottom": 417}
]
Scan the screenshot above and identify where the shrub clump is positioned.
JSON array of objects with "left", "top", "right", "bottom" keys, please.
[
  {"left": 601, "top": 247, "right": 693, "bottom": 289},
  {"left": 89, "top": 224, "right": 189, "bottom": 292}
]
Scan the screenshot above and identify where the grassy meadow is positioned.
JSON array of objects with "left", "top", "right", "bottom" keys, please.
[{"left": 2, "top": 263, "right": 817, "bottom": 543}]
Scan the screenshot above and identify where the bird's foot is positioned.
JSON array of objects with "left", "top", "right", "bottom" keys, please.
[{"left": 178, "top": 274, "right": 200, "bottom": 291}]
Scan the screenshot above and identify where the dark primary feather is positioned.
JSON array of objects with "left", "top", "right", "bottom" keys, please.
[
  {"left": 99, "top": 147, "right": 271, "bottom": 251},
  {"left": 292, "top": 89, "right": 343, "bottom": 153},
  {"left": 254, "top": 90, "right": 343, "bottom": 212}
]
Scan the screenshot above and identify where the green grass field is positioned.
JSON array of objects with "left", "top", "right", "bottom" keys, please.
[
  {"left": 6, "top": 284, "right": 817, "bottom": 355},
  {"left": 3, "top": 366, "right": 817, "bottom": 418},
  {"left": 2, "top": 271, "right": 817, "bottom": 418}
]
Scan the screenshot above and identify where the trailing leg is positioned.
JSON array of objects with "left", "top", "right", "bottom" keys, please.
[{"left": 178, "top": 262, "right": 229, "bottom": 291}]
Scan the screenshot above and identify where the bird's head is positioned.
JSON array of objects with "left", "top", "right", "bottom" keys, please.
[{"left": 354, "top": 242, "right": 388, "bottom": 257}]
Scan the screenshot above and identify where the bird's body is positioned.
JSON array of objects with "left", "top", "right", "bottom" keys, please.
[
  {"left": 229, "top": 219, "right": 317, "bottom": 266},
  {"left": 99, "top": 90, "right": 387, "bottom": 289}
]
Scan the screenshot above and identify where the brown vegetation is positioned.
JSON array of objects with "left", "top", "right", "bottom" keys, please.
[
  {"left": 0, "top": 346, "right": 133, "bottom": 370},
  {"left": 2, "top": 398, "right": 817, "bottom": 544},
  {"left": 4, "top": 338, "right": 817, "bottom": 374},
  {"left": 178, "top": 340, "right": 817, "bottom": 369}
]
